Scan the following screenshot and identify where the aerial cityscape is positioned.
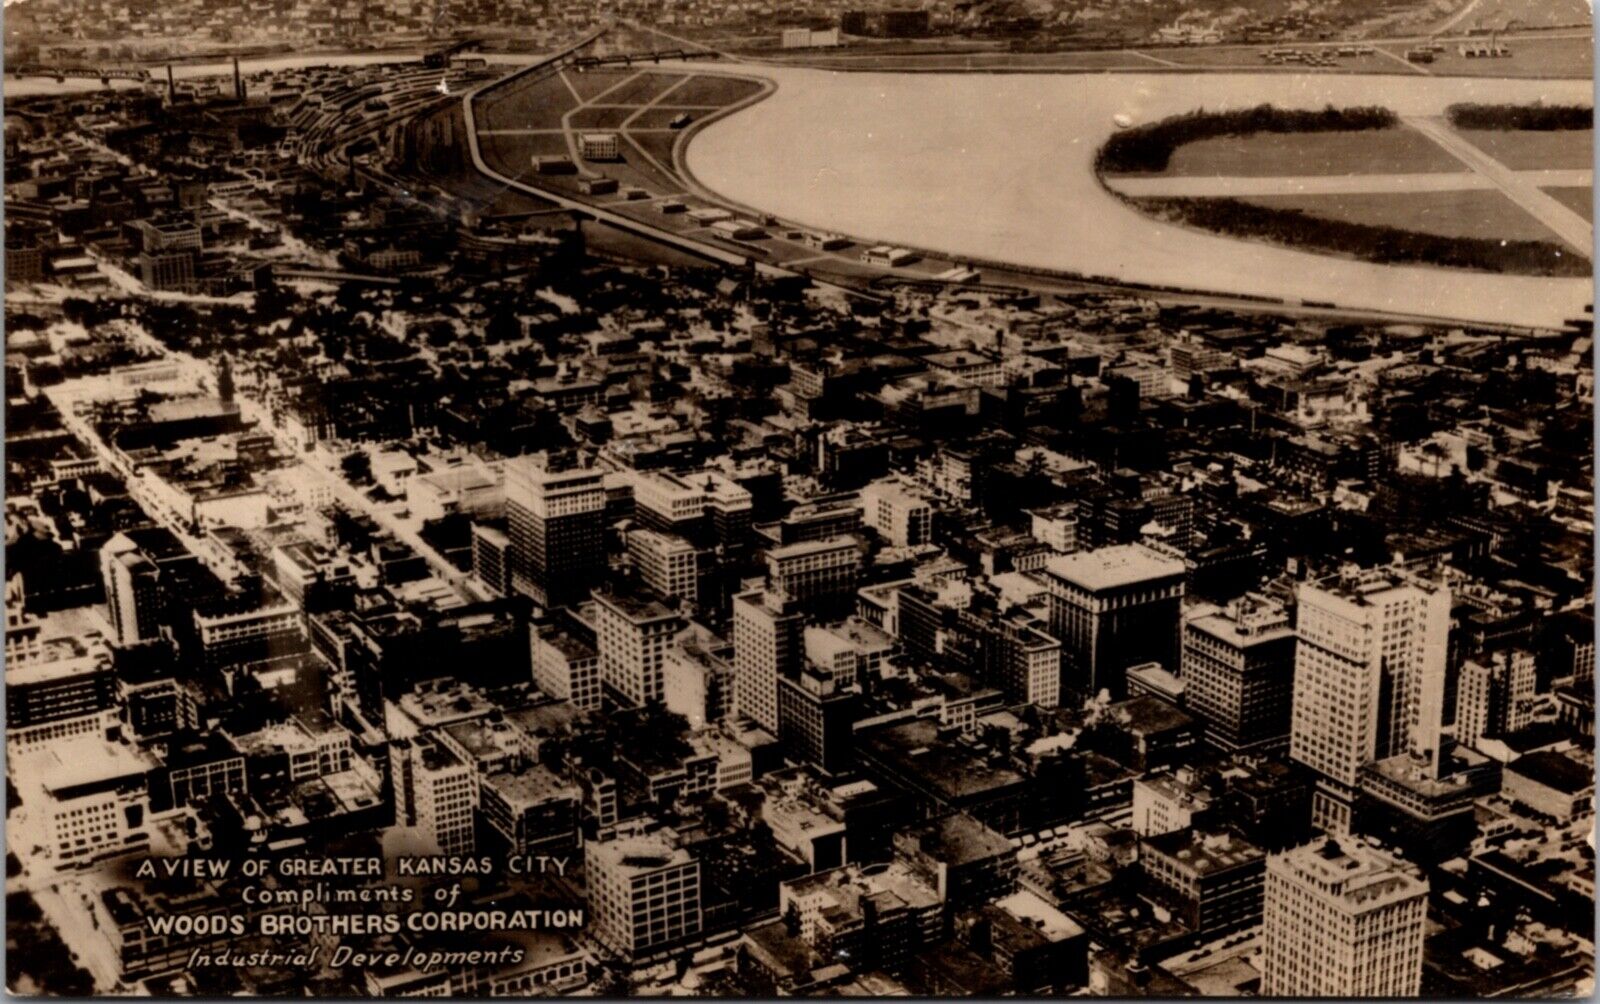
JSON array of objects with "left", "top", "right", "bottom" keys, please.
[{"left": 3, "top": 0, "right": 1595, "bottom": 996}]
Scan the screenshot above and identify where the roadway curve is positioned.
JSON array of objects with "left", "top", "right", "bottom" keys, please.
[{"left": 682, "top": 66, "right": 1593, "bottom": 329}]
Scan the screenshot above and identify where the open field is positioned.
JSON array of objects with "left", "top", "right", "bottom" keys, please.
[
  {"left": 470, "top": 65, "right": 769, "bottom": 201},
  {"left": 570, "top": 106, "right": 643, "bottom": 129},
  {"left": 629, "top": 131, "right": 682, "bottom": 170},
  {"left": 685, "top": 65, "right": 1592, "bottom": 327},
  {"left": 663, "top": 74, "right": 764, "bottom": 106},
  {"left": 1545, "top": 186, "right": 1595, "bottom": 221},
  {"left": 477, "top": 71, "right": 575, "bottom": 132},
  {"left": 1241, "top": 189, "right": 1564, "bottom": 241},
  {"left": 1456, "top": 128, "right": 1593, "bottom": 169},
  {"left": 563, "top": 68, "right": 635, "bottom": 101},
  {"left": 630, "top": 106, "right": 701, "bottom": 129},
  {"left": 474, "top": 68, "right": 761, "bottom": 182},
  {"left": 1374, "top": 34, "right": 1593, "bottom": 77},
  {"left": 480, "top": 130, "right": 570, "bottom": 162},
  {"left": 1149, "top": 126, "right": 1464, "bottom": 177},
  {"left": 591, "top": 71, "right": 686, "bottom": 106},
  {"left": 762, "top": 30, "right": 1592, "bottom": 79}
]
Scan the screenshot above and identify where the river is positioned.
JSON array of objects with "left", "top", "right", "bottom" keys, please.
[{"left": 684, "top": 66, "right": 1593, "bottom": 328}]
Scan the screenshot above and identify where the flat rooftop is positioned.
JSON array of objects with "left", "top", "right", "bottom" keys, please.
[
  {"left": 1143, "top": 827, "right": 1264, "bottom": 875},
  {"left": 32, "top": 735, "right": 155, "bottom": 794},
  {"left": 994, "top": 888, "right": 1084, "bottom": 941},
  {"left": 906, "top": 812, "right": 1013, "bottom": 866},
  {"left": 1044, "top": 543, "right": 1185, "bottom": 592},
  {"left": 485, "top": 764, "right": 578, "bottom": 810},
  {"left": 1507, "top": 750, "right": 1592, "bottom": 795}
]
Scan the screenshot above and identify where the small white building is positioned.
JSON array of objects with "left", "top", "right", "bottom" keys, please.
[
  {"left": 371, "top": 449, "right": 418, "bottom": 496},
  {"left": 579, "top": 132, "right": 620, "bottom": 161},
  {"left": 861, "top": 245, "right": 916, "bottom": 267}
]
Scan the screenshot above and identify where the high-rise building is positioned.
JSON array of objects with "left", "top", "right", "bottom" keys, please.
[
  {"left": 1182, "top": 594, "right": 1297, "bottom": 753},
  {"left": 625, "top": 468, "right": 752, "bottom": 553},
  {"left": 627, "top": 529, "right": 699, "bottom": 607},
  {"left": 1141, "top": 828, "right": 1266, "bottom": 935},
  {"left": 531, "top": 622, "right": 601, "bottom": 711},
  {"left": 10, "top": 735, "right": 155, "bottom": 869},
  {"left": 1455, "top": 648, "right": 1537, "bottom": 749},
  {"left": 390, "top": 733, "right": 476, "bottom": 856},
  {"left": 1042, "top": 544, "right": 1186, "bottom": 701},
  {"left": 1290, "top": 566, "right": 1450, "bottom": 832},
  {"left": 663, "top": 627, "right": 734, "bottom": 728},
  {"left": 777, "top": 665, "right": 860, "bottom": 776},
  {"left": 137, "top": 250, "right": 196, "bottom": 293},
  {"left": 587, "top": 824, "right": 702, "bottom": 961},
  {"left": 593, "top": 589, "right": 685, "bottom": 707},
  {"left": 988, "top": 610, "right": 1063, "bottom": 709},
  {"left": 506, "top": 453, "right": 606, "bottom": 608},
  {"left": 861, "top": 478, "right": 934, "bottom": 548},
  {"left": 192, "top": 600, "right": 306, "bottom": 673},
  {"left": 100, "top": 534, "right": 167, "bottom": 647},
  {"left": 1262, "top": 836, "right": 1427, "bottom": 997},
  {"left": 765, "top": 537, "right": 862, "bottom": 610},
  {"left": 732, "top": 588, "right": 804, "bottom": 735},
  {"left": 5, "top": 608, "right": 119, "bottom": 754},
  {"left": 471, "top": 522, "right": 512, "bottom": 597}
]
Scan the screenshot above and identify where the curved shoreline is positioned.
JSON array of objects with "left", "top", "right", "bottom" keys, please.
[
  {"left": 682, "top": 66, "right": 1593, "bottom": 329},
  {"left": 1085, "top": 108, "right": 1590, "bottom": 277}
]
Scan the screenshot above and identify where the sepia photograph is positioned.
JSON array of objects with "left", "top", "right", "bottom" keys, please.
[{"left": 1, "top": 0, "right": 1594, "bottom": 996}]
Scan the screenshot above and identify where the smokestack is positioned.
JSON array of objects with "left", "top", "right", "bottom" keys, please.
[
  {"left": 166, "top": 64, "right": 175, "bottom": 102},
  {"left": 233, "top": 56, "right": 243, "bottom": 101}
]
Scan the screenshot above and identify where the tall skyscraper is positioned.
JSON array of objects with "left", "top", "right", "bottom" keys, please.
[
  {"left": 732, "top": 588, "right": 803, "bottom": 735},
  {"left": 1262, "top": 836, "right": 1428, "bottom": 997},
  {"left": 99, "top": 530, "right": 202, "bottom": 648},
  {"left": 1182, "top": 594, "right": 1297, "bottom": 753},
  {"left": 1455, "top": 648, "right": 1537, "bottom": 749},
  {"left": 626, "top": 528, "right": 700, "bottom": 607},
  {"left": 505, "top": 452, "right": 606, "bottom": 608},
  {"left": 390, "top": 733, "right": 476, "bottom": 856},
  {"left": 593, "top": 588, "right": 684, "bottom": 708},
  {"left": 101, "top": 536, "right": 164, "bottom": 647},
  {"left": 1290, "top": 565, "right": 1451, "bottom": 831},
  {"left": 777, "top": 664, "right": 860, "bottom": 776},
  {"left": 1042, "top": 543, "right": 1186, "bottom": 701}
]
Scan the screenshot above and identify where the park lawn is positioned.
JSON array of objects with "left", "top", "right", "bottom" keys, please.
[
  {"left": 630, "top": 106, "right": 699, "bottom": 129},
  {"left": 570, "top": 106, "right": 641, "bottom": 129},
  {"left": 1455, "top": 128, "right": 1593, "bottom": 170},
  {"left": 1242, "top": 189, "right": 1560, "bottom": 242},
  {"left": 665, "top": 74, "right": 764, "bottom": 106},
  {"left": 629, "top": 130, "right": 683, "bottom": 172},
  {"left": 1544, "top": 186, "right": 1594, "bottom": 221},
  {"left": 562, "top": 68, "right": 634, "bottom": 101},
  {"left": 1156, "top": 126, "right": 1463, "bottom": 177},
  {"left": 590, "top": 71, "right": 690, "bottom": 106}
]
